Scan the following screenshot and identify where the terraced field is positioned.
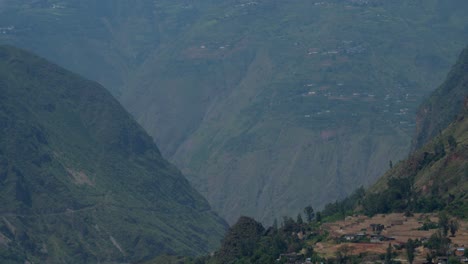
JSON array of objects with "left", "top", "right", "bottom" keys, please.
[{"left": 319, "top": 213, "right": 468, "bottom": 263}]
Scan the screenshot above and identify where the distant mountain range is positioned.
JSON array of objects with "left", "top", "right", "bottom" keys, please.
[
  {"left": 142, "top": 44, "right": 468, "bottom": 264},
  {"left": 0, "top": 45, "right": 227, "bottom": 263},
  {"left": 1, "top": 0, "right": 468, "bottom": 224}
]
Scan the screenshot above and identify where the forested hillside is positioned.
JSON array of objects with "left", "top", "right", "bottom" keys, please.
[
  {"left": 0, "top": 46, "right": 227, "bottom": 263},
  {"left": 1, "top": 0, "right": 468, "bottom": 224},
  {"left": 363, "top": 46, "right": 468, "bottom": 219}
]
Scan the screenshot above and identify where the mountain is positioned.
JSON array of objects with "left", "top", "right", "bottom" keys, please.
[
  {"left": 143, "top": 45, "right": 468, "bottom": 264},
  {"left": 413, "top": 45, "right": 468, "bottom": 149},
  {"left": 0, "top": 45, "right": 227, "bottom": 263},
  {"left": 126, "top": 0, "right": 468, "bottom": 224},
  {"left": 363, "top": 46, "right": 468, "bottom": 218},
  {"left": 2, "top": 0, "right": 468, "bottom": 224}
]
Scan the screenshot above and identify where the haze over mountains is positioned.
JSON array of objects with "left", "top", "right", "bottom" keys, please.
[
  {"left": 365, "top": 45, "right": 468, "bottom": 218},
  {"left": 0, "top": 46, "right": 226, "bottom": 263},
  {"left": 1, "top": 0, "right": 468, "bottom": 225},
  {"left": 144, "top": 46, "right": 468, "bottom": 264}
]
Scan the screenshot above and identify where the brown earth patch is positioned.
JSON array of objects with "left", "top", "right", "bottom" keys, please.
[
  {"left": 318, "top": 213, "right": 468, "bottom": 263},
  {"left": 66, "top": 168, "right": 94, "bottom": 187}
]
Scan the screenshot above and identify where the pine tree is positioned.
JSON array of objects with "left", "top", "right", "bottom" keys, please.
[
  {"left": 449, "top": 219, "right": 459, "bottom": 237},
  {"left": 406, "top": 239, "right": 415, "bottom": 264},
  {"left": 297, "top": 213, "right": 303, "bottom": 225},
  {"left": 304, "top": 206, "right": 315, "bottom": 223},
  {"left": 438, "top": 212, "right": 449, "bottom": 237},
  {"left": 316, "top": 212, "right": 322, "bottom": 222},
  {"left": 385, "top": 243, "right": 393, "bottom": 264}
]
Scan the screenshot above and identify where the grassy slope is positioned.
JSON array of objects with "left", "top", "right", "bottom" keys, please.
[
  {"left": 369, "top": 109, "right": 468, "bottom": 217},
  {"left": 1, "top": 0, "right": 468, "bottom": 224},
  {"left": 0, "top": 45, "right": 227, "bottom": 263},
  {"left": 413, "top": 45, "right": 468, "bottom": 149},
  {"left": 369, "top": 46, "right": 468, "bottom": 218}
]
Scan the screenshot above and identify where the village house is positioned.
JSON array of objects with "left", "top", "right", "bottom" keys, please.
[
  {"left": 370, "top": 235, "right": 382, "bottom": 243},
  {"left": 455, "top": 247, "right": 465, "bottom": 257},
  {"left": 370, "top": 223, "right": 385, "bottom": 233},
  {"left": 437, "top": 256, "right": 448, "bottom": 264}
]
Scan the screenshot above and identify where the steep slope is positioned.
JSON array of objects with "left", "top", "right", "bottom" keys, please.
[
  {"left": 2, "top": 0, "right": 468, "bottom": 225},
  {"left": 0, "top": 45, "right": 227, "bottom": 263},
  {"left": 127, "top": 0, "right": 468, "bottom": 224},
  {"left": 413, "top": 46, "right": 468, "bottom": 149},
  {"left": 144, "top": 43, "right": 468, "bottom": 264},
  {"left": 364, "top": 107, "right": 467, "bottom": 218},
  {"left": 364, "top": 46, "right": 468, "bottom": 218}
]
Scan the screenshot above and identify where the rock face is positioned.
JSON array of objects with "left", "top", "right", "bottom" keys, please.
[
  {"left": 0, "top": 45, "right": 227, "bottom": 264},
  {"left": 2, "top": 0, "right": 468, "bottom": 224}
]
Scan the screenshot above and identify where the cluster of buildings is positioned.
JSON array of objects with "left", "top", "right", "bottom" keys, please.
[{"left": 0, "top": 26, "right": 14, "bottom": 35}]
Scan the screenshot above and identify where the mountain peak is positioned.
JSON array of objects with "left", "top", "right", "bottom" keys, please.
[{"left": 0, "top": 45, "right": 227, "bottom": 263}]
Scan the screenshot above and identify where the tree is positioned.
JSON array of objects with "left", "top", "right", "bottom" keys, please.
[
  {"left": 449, "top": 219, "right": 459, "bottom": 237},
  {"left": 427, "top": 230, "right": 451, "bottom": 256},
  {"left": 447, "top": 135, "right": 457, "bottom": 150},
  {"left": 448, "top": 256, "right": 462, "bottom": 264},
  {"left": 216, "top": 216, "right": 265, "bottom": 263},
  {"left": 385, "top": 243, "right": 393, "bottom": 264},
  {"left": 304, "top": 206, "right": 315, "bottom": 223},
  {"left": 426, "top": 253, "right": 433, "bottom": 264},
  {"left": 434, "top": 139, "right": 446, "bottom": 159},
  {"left": 297, "top": 213, "right": 303, "bottom": 225},
  {"left": 282, "top": 216, "right": 297, "bottom": 232},
  {"left": 336, "top": 244, "right": 354, "bottom": 264},
  {"left": 438, "top": 212, "right": 449, "bottom": 237},
  {"left": 406, "top": 239, "right": 415, "bottom": 264},
  {"left": 316, "top": 212, "right": 322, "bottom": 222}
]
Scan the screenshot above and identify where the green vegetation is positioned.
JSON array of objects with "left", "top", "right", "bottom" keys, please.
[
  {"left": 312, "top": 46, "right": 468, "bottom": 221},
  {"left": 414, "top": 45, "right": 468, "bottom": 149},
  {"left": 0, "top": 45, "right": 227, "bottom": 263},
  {"left": 144, "top": 216, "right": 328, "bottom": 264},
  {"left": 406, "top": 239, "right": 415, "bottom": 264},
  {"left": 362, "top": 48, "right": 468, "bottom": 219},
  {"left": 149, "top": 27, "right": 467, "bottom": 264},
  {"left": 1, "top": 0, "right": 468, "bottom": 224}
]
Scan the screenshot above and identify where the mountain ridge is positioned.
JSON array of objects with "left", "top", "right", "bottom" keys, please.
[
  {"left": 362, "top": 45, "right": 468, "bottom": 219},
  {"left": 0, "top": 45, "right": 227, "bottom": 263},
  {"left": 413, "top": 45, "right": 468, "bottom": 149},
  {"left": 2, "top": 0, "right": 468, "bottom": 224}
]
